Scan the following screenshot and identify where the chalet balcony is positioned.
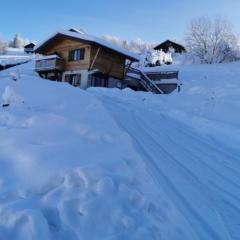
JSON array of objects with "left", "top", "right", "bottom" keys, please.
[{"left": 35, "top": 55, "right": 65, "bottom": 72}]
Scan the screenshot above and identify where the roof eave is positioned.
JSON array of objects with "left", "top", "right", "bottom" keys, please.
[{"left": 34, "top": 32, "right": 139, "bottom": 62}]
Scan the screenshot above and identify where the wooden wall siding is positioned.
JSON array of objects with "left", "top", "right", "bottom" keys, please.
[
  {"left": 39, "top": 38, "right": 91, "bottom": 71},
  {"left": 36, "top": 37, "right": 127, "bottom": 79},
  {"left": 90, "top": 45, "right": 126, "bottom": 79}
]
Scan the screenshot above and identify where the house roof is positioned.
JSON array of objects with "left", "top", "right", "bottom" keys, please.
[
  {"left": 154, "top": 40, "right": 186, "bottom": 52},
  {"left": 35, "top": 30, "right": 140, "bottom": 62},
  {"left": 24, "top": 43, "right": 36, "bottom": 48},
  {"left": 68, "top": 28, "right": 86, "bottom": 34}
]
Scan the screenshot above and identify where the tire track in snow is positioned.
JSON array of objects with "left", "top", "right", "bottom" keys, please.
[
  {"left": 134, "top": 109, "right": 240, "bottom": 240},
  {"left": 100, "top": 95, "right": 240, "bottom": 240},
  {"left": 158, "top": 113, "right": 240, "bottom": 171},
  {"left": 100, "top": 95, "right": 240, "bottom": 190},
  {"left": 98, "top": 95, "right": 232, "bottom": 240},
  {"left": 136, "top": 111, "right": 240, "bottom": 192}
]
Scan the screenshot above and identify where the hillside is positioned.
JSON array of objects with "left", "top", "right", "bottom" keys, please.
[
  {"left": 0, "top": 61, "right": 239, "bottom": 240},
  {"left": 0, "top": 53, "right": 31, "bottom": 69}
]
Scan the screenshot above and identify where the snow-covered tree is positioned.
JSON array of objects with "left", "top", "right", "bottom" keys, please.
[
  {"left": 0, "top": 34, "right": 7, "bottom": 52},
  {"left": 9, "top": 33, "right": 28, "bottom": 48},
  {"left": 102, "top": 35, "right": 123, "bottom": 47},
  {"left": 236, "top": 38, "right": 240, "bottom": 59},
  {"left": 185, "top": 17, "right": 238, "bottom": 64},
  {"left": 129, "top": 38, "right": 144, "bottom": 53},
  {"left": 101, "top": 35, "right": 154, "bottom": 54},
  {"left": 122, "top": 40, "right": 129, "bottom": 50},
  {"left": 13, "top": 34, "right": 24, "bottom": 48},
  {"left": 0, "top": 39, "right": 7, "bottom": 52},
  {"left": 142, "top": 49, "right": 173, "bottom": 67}
]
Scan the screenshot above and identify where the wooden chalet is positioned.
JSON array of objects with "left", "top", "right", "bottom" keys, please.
[
  {"left": 34, "top": 29, "right": 139, "bottom": 89},
  {"left": 154, "top": 40, "right": 186, "bottom": 54},
  {"left": 24, "top": 43, "right": 36, "bottom": 54},
  {"left": 34, "top": 29, "right": 181, "bottom": 94}
]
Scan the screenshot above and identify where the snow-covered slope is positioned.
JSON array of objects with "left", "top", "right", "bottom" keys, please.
[
  {"left": 0, "top": 55, "right": 31, "bottom": 67},
  {"left": 0, "top": 61, "right": 239, "bottom": 240}
]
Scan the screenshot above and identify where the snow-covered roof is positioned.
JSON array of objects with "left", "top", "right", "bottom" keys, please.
[
  {"left": 35, "top": 54, "right": 60, "bottom": 61},
  {"left": 24, "top": 43, "right": 36, "bottom": 48},
  {"left": 68, "top": 27, "right": 86, "bottom": 34},
  {"left": 154, "top": 40, "right": 186, "bottom": 52},
  {"left": 35, "top": 30, "right": 140, "bottom": 62}
]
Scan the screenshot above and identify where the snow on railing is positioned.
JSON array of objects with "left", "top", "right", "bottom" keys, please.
[{"left": 35, "top": 55, "right": 65, "bottom": 71}]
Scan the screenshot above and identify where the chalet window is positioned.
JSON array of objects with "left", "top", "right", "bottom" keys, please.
[
  {"left": 68, "top": 48, "right": 85, "bottom": 61},
  {"left": 65, "top": 74, "right": 81, "bottom": 87},
  {"left": 90, "top": 73, "right": 108, "bottom": 87}
]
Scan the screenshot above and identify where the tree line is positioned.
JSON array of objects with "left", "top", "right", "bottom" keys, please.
[
  {"left": 1, "top": 17, "right": 239, "bottom": 64},
  {"left": 102, "top": 16, "right": 240, "bottom": 64},
  {"left": 0, "top": 33, "right": 30, "bottom": 52}
]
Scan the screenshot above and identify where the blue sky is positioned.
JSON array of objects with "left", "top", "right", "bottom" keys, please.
[{"left": 1, "top": 0, "right": 240, "bottom": 43}]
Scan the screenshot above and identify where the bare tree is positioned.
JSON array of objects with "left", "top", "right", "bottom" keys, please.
[{"left": 185, "top": 17, "right": 238, "bottom": 64}]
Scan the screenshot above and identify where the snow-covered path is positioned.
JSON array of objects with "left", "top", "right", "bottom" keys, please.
[
  {"left": 0, "top": 61, "right": 240, "bottom": 239},
  {"left": 96, "top": 91, "right": 240, "bottom": 240}
]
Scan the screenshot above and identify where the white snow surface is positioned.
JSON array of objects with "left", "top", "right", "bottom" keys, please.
[
  {"left": 0, "top": 61, "right": 240, "bottom": 240},
  {"left": 0, "top": 55, "right": 31, "bottom": 66}
]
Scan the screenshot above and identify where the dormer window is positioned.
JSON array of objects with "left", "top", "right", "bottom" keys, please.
[{"left": 69, "top": 48, "right": 85, "bottom": 61}]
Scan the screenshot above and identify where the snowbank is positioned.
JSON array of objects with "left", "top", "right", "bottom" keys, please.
[
  {"left": 0, "top": 62, "right": 181, "bottom": 240},
  {"left": 0, "top": 60, "right": 240, "bottom": 239},
  {"left": 0, "top": 55, "right": 31, "bottom": 67}
]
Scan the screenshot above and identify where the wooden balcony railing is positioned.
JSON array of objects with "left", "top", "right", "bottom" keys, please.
[{"left": 35, "top": 55, "right": 65, "bottom": 72}]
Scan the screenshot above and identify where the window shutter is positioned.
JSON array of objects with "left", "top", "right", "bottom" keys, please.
[
  {"left": 80, "top": 48, "right": 85, "bottom": 60},
  {"left": 68, "top": 50, "right": 73, "bottom": 61}
]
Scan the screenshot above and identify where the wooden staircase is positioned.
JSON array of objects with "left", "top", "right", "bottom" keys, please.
[{"left": 126, "top": 67, "right": 164, "bottom": 94}]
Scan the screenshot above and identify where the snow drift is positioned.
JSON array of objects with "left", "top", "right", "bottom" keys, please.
[{"left": 0, "top": 61, "right": 239, "bottom": 240}]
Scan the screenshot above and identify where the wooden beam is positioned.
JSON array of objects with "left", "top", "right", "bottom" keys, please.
[
  {"left": 106, "top": 62, "right": 114, "bottom": 75},
  {"left": 124, "top": 61, "right": 133, "bottom": 79},
  {"left": 90, "top": 47, "right": 101, "bottom": 70}
]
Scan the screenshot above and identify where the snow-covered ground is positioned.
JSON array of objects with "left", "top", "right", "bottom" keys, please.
[
  {"left": 0, "top": 55, "right": 31, "bottom": 67},
  {"left": 3, "top": 48, "right": 25, "bottom": 55},
  {"left": 0, "top": 48, "right": 31, "bottom": 67},
  {"left": 0, "top": 61, "right": 239, "bottom": 240}
]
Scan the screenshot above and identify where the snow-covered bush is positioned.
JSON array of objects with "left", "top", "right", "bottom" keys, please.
[
  {"left": 185, "top": 17, "right": 238, "bottom": 64},
  {"left": 145, "top": 50, "right": 172, "bottom": 66},
  {"left": 135, "top": 50, "right": 173, "bottom": 67}
]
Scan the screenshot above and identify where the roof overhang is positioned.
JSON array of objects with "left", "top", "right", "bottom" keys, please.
[
  {"left": 35, "top": 31, "right": 140, "bottom": 62},
  {"left": 154, "top": 40, "right": 186, "bottom": 51}
]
